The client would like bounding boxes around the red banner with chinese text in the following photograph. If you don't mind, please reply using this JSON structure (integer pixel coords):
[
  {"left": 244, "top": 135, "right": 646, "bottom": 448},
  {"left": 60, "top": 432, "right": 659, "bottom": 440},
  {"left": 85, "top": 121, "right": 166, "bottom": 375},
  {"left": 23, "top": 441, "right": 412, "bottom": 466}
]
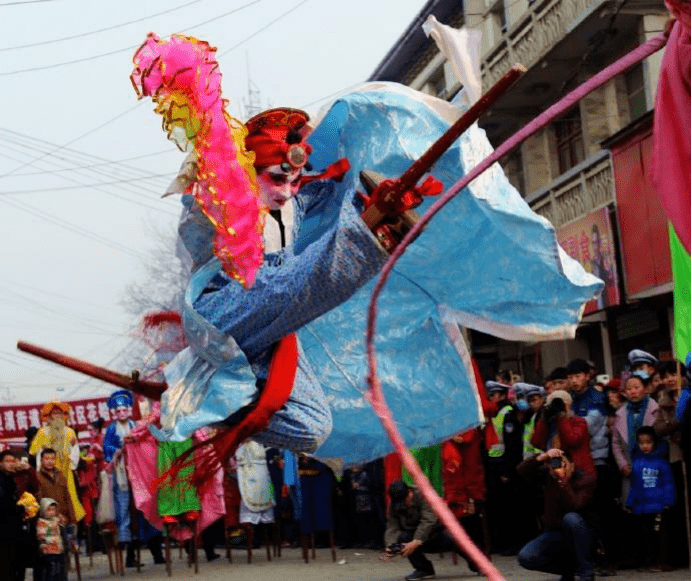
[{"left": 0, "top": 397, "right": 141, "bottom": 439}]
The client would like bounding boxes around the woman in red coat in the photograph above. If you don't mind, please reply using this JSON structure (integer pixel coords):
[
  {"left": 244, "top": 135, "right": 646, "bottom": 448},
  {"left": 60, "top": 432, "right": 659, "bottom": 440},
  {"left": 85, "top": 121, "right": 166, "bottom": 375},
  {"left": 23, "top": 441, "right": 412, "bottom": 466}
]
[
  {"left": 530, "top": 390, "right": 595, "bottom": 478},
  {"left": 441, "top": 429, "right": 489, "bottom": 567}
]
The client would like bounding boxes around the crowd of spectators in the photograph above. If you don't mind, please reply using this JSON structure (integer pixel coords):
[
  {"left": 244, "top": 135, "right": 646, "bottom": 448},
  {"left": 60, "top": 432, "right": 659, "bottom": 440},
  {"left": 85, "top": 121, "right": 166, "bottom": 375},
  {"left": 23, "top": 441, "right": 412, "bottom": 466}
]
[
  {"left": 380, "top": 350, "right": 690, "bottom": 581},
  {"left": 0, "top": 348, "right": 688, "bottom": 581}
]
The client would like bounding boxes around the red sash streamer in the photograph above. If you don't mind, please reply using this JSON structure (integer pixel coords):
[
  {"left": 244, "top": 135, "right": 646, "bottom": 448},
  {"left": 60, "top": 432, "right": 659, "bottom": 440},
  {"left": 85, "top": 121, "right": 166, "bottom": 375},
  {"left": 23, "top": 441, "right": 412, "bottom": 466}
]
[{"left": 155, "top": 333, "right": 299, "bottom": 491}]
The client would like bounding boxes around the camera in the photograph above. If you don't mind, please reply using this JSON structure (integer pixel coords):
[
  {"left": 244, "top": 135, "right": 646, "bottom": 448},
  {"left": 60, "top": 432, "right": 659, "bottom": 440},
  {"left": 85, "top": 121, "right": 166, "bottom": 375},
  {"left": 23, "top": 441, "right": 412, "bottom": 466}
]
[
  {"left": 548, "top": 456, "right": 563, "bottom": 469},
  {"left": 387, "top": 543, "right": 404, "bottom": 555}
]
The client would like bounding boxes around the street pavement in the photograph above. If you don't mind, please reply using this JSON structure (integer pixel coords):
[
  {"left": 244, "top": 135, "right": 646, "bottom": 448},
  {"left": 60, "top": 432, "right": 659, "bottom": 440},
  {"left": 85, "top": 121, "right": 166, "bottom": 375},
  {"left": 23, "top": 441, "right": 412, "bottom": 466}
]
[{"left": 73, "top": 547, "right": 690, "bottom": 580}]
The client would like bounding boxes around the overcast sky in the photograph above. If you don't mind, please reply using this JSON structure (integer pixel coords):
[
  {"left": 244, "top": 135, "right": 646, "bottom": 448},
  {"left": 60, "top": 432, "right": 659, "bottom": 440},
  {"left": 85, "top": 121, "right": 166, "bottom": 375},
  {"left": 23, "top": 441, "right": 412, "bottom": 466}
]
[{"left": 0, "top": 0, "right": 429, "bottom": 405}]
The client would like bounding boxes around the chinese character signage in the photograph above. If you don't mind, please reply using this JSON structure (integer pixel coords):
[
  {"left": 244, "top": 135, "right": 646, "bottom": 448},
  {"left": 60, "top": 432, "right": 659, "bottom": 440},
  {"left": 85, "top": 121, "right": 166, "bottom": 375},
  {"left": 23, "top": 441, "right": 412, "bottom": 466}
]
[
  {"left": 556, "top": 207, "right": 620, "bottom": 315},
  {"left": 0, "top": 397, "right": 141, "bottom": 439}
]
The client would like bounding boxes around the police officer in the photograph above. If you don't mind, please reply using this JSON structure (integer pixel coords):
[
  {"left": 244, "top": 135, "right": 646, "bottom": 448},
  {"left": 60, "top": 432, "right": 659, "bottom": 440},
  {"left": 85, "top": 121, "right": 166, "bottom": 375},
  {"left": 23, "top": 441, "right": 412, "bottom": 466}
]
[
  {"left": 628, "top": 349, "right": 658, "bottom": 378},
  {"left": 513, "top": 383, "right": 545, "bottom": 460},
  {"left": 484, "top": 380, "right": 523, "bottom": 555},
  {"left": 513, "top": 382, "right": 546, "bottom": 545}
]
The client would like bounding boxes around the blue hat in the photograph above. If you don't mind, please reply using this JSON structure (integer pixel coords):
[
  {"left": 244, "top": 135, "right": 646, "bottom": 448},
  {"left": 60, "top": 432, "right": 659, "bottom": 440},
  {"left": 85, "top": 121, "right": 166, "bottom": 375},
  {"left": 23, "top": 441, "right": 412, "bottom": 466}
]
[
  {"left": 485, "top": 380, "right": 510, "bottom": 395},
  {"left": 108, "top": 389, "right": 134, "bottom": 410},
  {"left": 512, "top": 383, "right": 527, "bottom": 399},
  {"left": 628, "top": 349, "right": 658, "bottom": 368},
  {"left": 514, "top": 382, "right": 544, "bottom": 399}
]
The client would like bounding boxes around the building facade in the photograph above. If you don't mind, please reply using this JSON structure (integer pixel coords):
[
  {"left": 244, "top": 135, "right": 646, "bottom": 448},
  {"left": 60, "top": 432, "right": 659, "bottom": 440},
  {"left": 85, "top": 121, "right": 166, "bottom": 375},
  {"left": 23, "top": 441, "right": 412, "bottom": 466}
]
[{"left": 369, "top": 0, "right": 674, "bottom": 382}]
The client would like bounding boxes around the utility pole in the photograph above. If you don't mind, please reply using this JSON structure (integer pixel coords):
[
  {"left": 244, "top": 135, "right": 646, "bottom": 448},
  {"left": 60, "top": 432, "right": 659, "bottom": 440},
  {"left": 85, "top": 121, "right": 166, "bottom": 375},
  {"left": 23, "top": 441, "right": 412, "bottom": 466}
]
[{"left": 242, "top": 51, "right": 262, "bottom": 120}]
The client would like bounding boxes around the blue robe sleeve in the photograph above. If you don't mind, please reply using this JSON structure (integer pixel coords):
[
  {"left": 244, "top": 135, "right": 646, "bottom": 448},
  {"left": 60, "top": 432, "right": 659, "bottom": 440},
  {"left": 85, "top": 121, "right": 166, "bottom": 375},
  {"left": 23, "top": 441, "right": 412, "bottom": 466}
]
[
  {"left": 102, "top": 425, "right": 121, "bottom": 463},
  {"left": 193, "top": 183, "right": 388, "bottom": 359}
]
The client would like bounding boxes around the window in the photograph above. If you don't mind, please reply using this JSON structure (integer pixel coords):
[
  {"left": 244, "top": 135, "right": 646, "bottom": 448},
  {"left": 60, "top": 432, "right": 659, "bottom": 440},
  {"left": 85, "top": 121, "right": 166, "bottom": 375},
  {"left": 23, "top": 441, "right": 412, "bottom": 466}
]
[
  {"left": 625, "top": 64, "right": 647, "bottom": 120},
  {"left": 555, "top": 107, "right": 585, "bottom": 174}
]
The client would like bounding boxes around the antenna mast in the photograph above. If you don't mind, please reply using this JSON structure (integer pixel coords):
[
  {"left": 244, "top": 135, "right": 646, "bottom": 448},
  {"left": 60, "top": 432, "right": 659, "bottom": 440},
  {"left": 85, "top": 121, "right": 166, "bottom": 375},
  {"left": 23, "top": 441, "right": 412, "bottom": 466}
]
[{"left": 243, "top": 51, "right": 262, "bottom": 119}]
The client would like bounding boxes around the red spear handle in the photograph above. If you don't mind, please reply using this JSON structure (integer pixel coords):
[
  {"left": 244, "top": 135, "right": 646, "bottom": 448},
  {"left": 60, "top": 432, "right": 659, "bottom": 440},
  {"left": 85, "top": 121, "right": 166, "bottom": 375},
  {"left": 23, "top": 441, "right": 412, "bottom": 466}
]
[
  {"left": 361, "top": 63, "right": 526, "bottom": 227},
  {"left": 17, "top": 340, "right": 167, "bottom": 401},
  {"left": 399, "top": 63, "right": 526, "bottom": 191}
]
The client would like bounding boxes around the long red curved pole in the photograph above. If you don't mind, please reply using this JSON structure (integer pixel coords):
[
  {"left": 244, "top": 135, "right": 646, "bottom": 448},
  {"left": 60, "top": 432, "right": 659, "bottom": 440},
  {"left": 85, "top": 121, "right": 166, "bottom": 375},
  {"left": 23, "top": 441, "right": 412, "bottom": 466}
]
[{"left": 366, "top": 31, "right": 668, "bottom": 581}]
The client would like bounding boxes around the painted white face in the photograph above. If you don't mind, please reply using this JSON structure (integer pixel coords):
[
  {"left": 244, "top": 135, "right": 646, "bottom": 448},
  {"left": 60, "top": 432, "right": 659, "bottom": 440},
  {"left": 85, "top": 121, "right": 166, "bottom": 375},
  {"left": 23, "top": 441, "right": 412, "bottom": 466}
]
[
  {"left": 257, "top": 164, "right": 301, "bottom": 210},
  {"left": 115, "top": 406, "right": 131, "bottom": 421}
]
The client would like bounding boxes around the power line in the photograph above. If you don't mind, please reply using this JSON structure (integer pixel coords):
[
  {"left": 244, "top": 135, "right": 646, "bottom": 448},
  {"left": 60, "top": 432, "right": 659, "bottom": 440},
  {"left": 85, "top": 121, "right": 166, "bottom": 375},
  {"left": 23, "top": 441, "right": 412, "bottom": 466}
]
[
  {"left": 7, "top": 148, "right": 176, "bottom": 177},
  {"left": 0, "top": 195, "right": 146, "bottom": 259},
  {"left": 181, "top": 0, "right": 261, "bottom": 33},
  {"left": 0, "top": 149, "right": 177, "bottom": 217},
  {"left": 0, "top": 288, "right": 121, "bottom": 336},
  {"left": 559, "top": 0, "right": 633, "bottom": 94},
  {"left": 0, "top": 0, "right": 202, "bottom": 52},
  {"left": 0, "top": 128, "right": 171, "bottom": 185},
  {"left": 0, "top": 129, "right": 173, "bottom": 198},
  {"left": 0, "top": 0, "right": 306, "bottom": 183},
  {"left": 0, "top": 0, "right": 54, "bottom": 5},
  {"left": 0, "top": 0, "right": 261, "bottom": 77},
  {"left": 1, "top": 277, "right": 125, "bottom": 314},
  {"left": 219, "top": 0, "right": 309, "bottom": 56},
  {"left": 300, "top": 81, "right": 363, "bottom": 110},
  {"left": 0, "top": 103, "right": 145, "bottom": 178},
  {"left": 0, "top": 173, "right": 172, "bottom": 195},
  {"left": 0, "top": 44, "right": 137, "bottom": 77},
  {"left": 0, "top": 135, "right": 178, "bottom": 215}
]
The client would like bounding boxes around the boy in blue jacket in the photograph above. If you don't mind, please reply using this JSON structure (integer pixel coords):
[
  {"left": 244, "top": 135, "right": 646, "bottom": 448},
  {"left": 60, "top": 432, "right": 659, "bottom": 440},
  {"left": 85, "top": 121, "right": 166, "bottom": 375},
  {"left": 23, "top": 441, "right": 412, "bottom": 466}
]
[{"left": 626, "top": 426, "right": 676, "bottom": 571}]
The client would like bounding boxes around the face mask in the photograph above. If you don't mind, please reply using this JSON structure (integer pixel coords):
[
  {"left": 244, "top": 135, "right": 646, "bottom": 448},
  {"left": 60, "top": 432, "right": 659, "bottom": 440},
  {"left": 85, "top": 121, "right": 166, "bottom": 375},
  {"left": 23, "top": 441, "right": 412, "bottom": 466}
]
[
  {"left": 632, "top": 369, "right": 650, "bottom": 381},
  {"left": 515, "top": 399, "right": 529, "bottom": 411}
]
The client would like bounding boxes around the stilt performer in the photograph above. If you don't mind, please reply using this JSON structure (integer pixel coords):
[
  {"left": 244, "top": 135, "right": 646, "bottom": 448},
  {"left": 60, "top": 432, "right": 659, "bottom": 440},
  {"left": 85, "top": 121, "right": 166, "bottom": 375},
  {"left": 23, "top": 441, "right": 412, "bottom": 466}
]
[
  {"left": 19, "top": 28, "right": 627, "bottom": 578},
  {"left": 124, "top": 33, "right": 599, "bottom": 475},
  {"left": 20, "top": 32, "right": 602, "bottom": 474}
]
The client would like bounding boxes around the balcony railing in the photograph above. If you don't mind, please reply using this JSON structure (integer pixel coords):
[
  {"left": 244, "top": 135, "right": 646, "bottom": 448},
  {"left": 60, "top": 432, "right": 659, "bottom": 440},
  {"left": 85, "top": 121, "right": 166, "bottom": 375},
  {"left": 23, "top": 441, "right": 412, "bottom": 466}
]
[
  {"left": 481, "top": 0, "right": 605, "bottom": 90},
  {"left": 527, "top": 150, "right": 614, "bottom": 228}
]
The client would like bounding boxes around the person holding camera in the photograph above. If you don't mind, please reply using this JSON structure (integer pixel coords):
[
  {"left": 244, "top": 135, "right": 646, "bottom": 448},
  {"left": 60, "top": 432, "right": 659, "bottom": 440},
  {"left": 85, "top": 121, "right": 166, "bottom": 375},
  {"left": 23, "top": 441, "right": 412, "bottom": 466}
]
[
  {"left": 382, "top": 480, "right": 471, "bottom": 580},
  {"left": 516, "top": 448, "right": 598, "bottom": 581},
  {"left": 530, "top": 390, "right": 595, "bottom": 478}
]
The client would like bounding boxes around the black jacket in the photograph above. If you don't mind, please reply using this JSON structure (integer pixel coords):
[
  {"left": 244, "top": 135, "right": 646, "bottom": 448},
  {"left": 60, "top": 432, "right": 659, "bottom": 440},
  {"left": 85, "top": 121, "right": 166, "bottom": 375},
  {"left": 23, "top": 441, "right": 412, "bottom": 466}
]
[{"left": 0, "top": 469, "right": 23, "bottom": 541}]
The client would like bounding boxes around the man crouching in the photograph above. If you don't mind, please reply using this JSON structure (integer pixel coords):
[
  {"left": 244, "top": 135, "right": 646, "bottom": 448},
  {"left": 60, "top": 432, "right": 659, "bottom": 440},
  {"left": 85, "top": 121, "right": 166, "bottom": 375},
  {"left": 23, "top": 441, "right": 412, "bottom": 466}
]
[
  {"left": 517, "top": 449, "right": 598, "bottom": 581},
  {"left": 382, "top": 480, "right": 476, "bottom": 580}
]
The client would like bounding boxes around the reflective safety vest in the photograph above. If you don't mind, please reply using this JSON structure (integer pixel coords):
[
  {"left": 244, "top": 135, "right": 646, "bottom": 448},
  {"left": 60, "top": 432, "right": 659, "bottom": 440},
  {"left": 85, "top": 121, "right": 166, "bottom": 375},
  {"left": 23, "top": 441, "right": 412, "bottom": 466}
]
[
  {"left": 522, "top": 413, "right": 543, "bottom": 459},
  {"left": 488, "top": 404, "right": 513, "bottom": 458}
]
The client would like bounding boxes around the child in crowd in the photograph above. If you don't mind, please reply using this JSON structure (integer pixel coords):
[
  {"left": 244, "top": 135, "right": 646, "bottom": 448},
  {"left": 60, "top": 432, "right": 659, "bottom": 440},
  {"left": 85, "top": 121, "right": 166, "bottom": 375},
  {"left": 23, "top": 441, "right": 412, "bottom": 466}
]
[
  {"left": 37, "top": 498, "right": 66, "bottom": 581},
  {"left": 626, "top": 426, "right": 676, "bottom": 572}
]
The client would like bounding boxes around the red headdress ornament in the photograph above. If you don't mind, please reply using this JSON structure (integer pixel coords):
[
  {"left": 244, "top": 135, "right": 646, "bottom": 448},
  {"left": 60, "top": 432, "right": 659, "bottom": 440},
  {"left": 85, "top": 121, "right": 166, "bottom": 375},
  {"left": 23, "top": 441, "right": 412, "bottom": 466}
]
[{"left": 245, "top": 107, "right": 313, "bottom": 170}]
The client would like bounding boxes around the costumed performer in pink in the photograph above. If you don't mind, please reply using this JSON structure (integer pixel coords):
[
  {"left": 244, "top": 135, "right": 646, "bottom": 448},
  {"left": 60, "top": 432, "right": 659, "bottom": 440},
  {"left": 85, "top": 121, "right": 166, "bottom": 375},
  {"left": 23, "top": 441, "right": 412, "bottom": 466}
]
[
  {"left": 123, "top": 400, "right": 225, "bottom": 549},
  {"left": 103, "top": 390, "right": 165, "bottom": 566}
]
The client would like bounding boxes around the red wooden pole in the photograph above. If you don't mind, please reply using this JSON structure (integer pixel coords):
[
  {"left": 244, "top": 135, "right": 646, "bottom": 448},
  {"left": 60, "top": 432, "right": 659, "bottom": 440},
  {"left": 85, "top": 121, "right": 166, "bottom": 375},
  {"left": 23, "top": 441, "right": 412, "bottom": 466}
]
[
  {"left": 398, "top": 63, "right": 526, "bottom": 191},
  {"left": 361, "top": 63, "right": 526, "bottom": 228},
  {"left": 16, "top": 340, "right": 167, "bottom": 401}
]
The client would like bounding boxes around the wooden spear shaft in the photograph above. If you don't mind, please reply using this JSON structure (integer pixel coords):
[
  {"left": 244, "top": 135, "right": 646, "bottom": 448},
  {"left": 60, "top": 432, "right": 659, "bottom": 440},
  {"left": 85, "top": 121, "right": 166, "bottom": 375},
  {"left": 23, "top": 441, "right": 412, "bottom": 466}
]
[
  {"left": 361, "top": 63, "right": 526, "bottom": 227},
  {"left": 16, "top": 340, "right": 167, "bottom": 401}
]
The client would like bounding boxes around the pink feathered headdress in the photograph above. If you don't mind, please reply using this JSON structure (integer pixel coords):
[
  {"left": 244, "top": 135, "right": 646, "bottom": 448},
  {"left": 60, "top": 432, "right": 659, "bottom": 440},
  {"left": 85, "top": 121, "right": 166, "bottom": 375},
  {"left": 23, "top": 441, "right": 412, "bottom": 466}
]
[{"left": 131, "top": 34, "right": 265, "bottom": 288}]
